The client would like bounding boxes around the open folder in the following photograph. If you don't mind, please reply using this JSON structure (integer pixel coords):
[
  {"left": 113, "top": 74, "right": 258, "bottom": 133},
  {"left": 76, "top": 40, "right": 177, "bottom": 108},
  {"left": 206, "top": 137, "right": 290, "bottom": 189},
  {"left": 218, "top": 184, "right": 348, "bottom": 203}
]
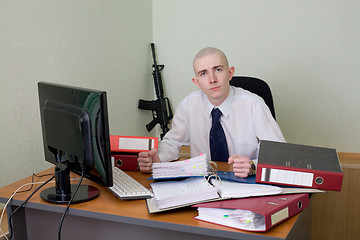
[
  {"left": 193, "top": 193, "right": 309, "bottom": 232},
  {"left": 146, "top": 178, "right": 282, "bottom": 213}
]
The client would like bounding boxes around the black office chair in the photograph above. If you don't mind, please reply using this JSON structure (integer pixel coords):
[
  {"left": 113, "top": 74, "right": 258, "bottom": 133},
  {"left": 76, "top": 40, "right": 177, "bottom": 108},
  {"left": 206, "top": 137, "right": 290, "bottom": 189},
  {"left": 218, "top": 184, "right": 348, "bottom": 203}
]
[{"left": 230, "top": 76, "right": 276, "bottom": 120}]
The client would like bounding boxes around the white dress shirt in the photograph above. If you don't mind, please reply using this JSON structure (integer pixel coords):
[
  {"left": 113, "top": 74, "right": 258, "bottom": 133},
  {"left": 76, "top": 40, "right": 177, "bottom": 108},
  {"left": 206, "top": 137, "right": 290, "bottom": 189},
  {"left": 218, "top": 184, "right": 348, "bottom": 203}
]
[{"left": 158, "top": 86, "right": 286, "bottom": 162}]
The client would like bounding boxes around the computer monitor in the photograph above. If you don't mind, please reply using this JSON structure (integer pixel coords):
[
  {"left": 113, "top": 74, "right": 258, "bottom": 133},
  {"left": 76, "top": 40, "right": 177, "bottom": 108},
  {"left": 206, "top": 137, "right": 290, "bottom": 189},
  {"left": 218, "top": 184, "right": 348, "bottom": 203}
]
[{"left": 38, "top": 82, "right": 113, "bottom": 204}]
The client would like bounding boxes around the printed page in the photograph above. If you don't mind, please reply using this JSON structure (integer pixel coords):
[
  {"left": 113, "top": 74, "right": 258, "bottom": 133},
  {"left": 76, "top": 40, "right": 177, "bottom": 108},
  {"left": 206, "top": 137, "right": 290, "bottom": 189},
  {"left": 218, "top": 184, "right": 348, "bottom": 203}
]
[
  {"left": 210, "top": 179, "right": 282, "bottom": 199},
  {"left": 151, "top": 177, "right": 215, "bottom": 200},
  {"left": 151, "top": 177, "right": 219, "bottom": 209}
]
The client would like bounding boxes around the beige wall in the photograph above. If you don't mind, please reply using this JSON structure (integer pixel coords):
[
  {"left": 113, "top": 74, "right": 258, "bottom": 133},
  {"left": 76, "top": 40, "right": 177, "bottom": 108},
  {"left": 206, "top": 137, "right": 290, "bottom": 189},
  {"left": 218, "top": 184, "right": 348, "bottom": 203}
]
[
  {"left": 153, "top": 0, "right": 360, "bottom": 153},
  {"left": 0, "top": 0, "right": 153, "bottom": 188}
]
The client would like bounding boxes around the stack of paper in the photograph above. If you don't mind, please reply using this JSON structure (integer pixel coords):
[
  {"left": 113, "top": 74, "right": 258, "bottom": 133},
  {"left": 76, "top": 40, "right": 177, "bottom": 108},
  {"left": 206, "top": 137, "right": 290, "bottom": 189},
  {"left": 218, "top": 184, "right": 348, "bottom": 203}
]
[
  {"left": 196, "top": 208, "right": 265, "bottom": 231},
  {"left": 193, "top": 193, "right": 309, "bottom": 232},
  {"left": 150, "top": 177, "right": 219, "bottom": 209},
  {"left": 152, "top": 154, "right": 209, "bottom": 179}
]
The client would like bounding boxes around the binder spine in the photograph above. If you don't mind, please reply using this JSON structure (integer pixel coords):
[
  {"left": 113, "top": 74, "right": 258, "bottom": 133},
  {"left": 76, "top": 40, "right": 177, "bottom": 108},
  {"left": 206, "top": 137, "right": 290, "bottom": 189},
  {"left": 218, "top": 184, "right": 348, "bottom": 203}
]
[
  {"left": 110, "top": 135, "right": 158, "bottom": 153},
  {"left": 265, "top": 194, "right": 309, "bottom": 229},
  {"left": 256, "top": 164, "right": 343, "bottom": 191}
]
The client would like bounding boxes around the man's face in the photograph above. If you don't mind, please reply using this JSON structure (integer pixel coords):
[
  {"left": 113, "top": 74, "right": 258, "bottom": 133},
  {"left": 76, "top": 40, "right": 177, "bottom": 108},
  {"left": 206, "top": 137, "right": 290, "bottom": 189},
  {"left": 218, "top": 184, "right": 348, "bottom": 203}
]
[{"left": 192, "top": 53, "right": 234, "bottom": 106}]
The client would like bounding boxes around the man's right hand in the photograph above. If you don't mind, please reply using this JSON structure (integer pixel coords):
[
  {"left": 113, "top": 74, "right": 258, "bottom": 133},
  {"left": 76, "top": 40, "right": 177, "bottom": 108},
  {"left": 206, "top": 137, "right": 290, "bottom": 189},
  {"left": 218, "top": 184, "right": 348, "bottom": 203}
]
[{"left": 137, "top": 148, "right": 160, "bottom": 173}]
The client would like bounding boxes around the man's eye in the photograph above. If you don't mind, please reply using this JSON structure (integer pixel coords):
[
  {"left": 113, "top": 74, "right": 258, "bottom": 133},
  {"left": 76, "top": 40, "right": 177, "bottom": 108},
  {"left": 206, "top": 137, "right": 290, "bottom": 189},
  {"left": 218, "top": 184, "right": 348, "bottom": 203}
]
[
  {"left": 216, "top": 68, "right": 222, "bottom": 72},
  {"left": 200, "top": 72, "right": 206, "bottom": 76}
]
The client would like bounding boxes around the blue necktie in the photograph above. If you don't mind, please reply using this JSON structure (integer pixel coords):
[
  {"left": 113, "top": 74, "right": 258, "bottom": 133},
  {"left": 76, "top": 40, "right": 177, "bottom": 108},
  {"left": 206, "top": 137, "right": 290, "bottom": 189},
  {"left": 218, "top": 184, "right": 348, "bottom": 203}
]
[{"left": 209, "top": 108, "right": 229, "bottom": 162}]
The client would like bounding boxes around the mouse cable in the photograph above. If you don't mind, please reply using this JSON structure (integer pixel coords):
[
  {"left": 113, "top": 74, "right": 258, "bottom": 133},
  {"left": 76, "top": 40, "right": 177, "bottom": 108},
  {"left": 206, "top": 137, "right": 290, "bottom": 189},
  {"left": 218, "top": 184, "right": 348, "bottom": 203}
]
[
  {"left": 1, "top": 176, "right": 55, "bottom": 240},
  {"left": 1, "top": 174, "right": 82, "bottom": 240},
  {"left": 7, "top": 174, "right": 55, "bottom": 240},
  {"left": 58, "top": 167, "right": 84, "bottom": 240},
  {"left": 16, "top": 172, "right": 55, "bottom": 194}
]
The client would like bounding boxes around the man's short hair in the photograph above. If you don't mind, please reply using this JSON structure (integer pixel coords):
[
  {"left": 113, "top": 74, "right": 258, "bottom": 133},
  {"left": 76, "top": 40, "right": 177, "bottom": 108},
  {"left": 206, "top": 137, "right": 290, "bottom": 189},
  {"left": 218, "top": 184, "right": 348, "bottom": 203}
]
[{"left": 193, "top": 47, "right": 229, "bottom": 72}]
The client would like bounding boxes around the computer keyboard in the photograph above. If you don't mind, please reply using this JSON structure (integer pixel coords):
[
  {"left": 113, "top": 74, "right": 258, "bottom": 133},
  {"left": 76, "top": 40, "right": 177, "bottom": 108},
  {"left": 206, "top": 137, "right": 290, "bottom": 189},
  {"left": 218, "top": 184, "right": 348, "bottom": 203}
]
[{"left": 109, "top": 167, "right": 153, "bottom": 200}]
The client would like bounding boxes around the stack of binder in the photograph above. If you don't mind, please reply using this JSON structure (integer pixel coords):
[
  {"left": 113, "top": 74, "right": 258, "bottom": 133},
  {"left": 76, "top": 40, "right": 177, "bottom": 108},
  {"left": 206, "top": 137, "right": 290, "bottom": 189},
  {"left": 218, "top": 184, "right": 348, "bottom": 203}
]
[
  {"left": 256, "top": 140, "right": 343, "bottom": 191},
  {"left": 148, "top": 141, "right": 339, "bottom": 233},
  {"left": 110, "top": 135, "right": 158, "bottom": 171}
]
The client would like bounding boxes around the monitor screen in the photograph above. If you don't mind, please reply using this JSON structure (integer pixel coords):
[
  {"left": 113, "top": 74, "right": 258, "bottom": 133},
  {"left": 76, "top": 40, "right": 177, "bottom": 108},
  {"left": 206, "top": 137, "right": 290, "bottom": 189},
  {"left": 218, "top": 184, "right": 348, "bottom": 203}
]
[{"left": 38, "top": 82, "right": 113, "bottom": 204}]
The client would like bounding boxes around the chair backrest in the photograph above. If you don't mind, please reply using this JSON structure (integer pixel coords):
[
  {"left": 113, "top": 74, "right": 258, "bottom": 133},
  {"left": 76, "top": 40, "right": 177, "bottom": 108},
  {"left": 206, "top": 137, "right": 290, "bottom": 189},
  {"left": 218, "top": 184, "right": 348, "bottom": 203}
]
[{"left": 230, "top": 76, "right": 276, "bottom": 120}]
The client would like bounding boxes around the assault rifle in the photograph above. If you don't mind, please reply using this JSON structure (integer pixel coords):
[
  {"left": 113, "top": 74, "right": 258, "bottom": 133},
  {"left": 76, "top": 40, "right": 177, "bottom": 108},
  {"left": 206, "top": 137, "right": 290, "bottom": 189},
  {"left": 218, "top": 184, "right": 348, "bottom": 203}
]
[{"left": 138, "top": 43, "right": 173, "bottom": 139}]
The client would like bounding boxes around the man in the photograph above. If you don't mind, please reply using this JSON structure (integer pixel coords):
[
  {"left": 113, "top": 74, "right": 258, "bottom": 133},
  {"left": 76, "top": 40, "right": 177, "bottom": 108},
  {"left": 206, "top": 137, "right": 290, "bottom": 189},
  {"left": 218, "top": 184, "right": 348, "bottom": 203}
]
[{"left": 138, "top": 47, "right": 285, "bottom": 177}]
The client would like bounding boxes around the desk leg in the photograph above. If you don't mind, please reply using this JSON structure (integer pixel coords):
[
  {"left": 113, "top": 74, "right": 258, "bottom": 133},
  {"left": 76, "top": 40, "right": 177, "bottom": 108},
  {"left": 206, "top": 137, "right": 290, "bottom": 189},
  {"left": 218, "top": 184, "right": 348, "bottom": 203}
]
[
  {"left": 7, "top": 205, "right": 28, "bottom": 240},
  {"left": 286, "top": 201, "right": 312, "bottom": 240}
]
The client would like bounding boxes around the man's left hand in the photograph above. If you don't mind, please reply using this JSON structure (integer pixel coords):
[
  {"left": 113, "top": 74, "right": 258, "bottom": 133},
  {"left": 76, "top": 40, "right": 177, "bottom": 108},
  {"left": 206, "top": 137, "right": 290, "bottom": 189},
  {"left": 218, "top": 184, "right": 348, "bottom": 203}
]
[{"left": 228, "top": 155, "right": 252, "bottom": 178}]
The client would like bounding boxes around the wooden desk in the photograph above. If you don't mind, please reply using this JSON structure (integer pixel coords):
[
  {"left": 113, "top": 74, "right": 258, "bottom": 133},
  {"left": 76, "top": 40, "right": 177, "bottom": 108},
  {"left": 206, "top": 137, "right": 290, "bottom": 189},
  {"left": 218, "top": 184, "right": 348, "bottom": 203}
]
[
  {"left": 311, "top": 152, "right": 360, "bottom": 240},
  {"left": 0, "top": 168, "right": 311, "bottom": 240}
]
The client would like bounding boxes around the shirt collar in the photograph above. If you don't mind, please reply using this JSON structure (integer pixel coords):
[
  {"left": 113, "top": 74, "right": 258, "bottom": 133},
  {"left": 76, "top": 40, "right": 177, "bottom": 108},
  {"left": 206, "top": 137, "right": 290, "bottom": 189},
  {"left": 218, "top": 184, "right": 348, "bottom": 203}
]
[{"left": 204, "top": 86, "right": 235, "bottom": 119}]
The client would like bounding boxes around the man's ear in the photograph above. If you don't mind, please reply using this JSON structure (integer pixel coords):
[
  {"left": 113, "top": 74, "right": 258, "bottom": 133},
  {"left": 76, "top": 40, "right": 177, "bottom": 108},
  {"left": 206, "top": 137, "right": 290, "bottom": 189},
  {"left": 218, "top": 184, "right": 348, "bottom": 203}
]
[
  {"left": 192, "top": 77, "right": 200, "bottom": 87},
  {"left": 228, "top": 66, "right": 235, "bottom": 80}
]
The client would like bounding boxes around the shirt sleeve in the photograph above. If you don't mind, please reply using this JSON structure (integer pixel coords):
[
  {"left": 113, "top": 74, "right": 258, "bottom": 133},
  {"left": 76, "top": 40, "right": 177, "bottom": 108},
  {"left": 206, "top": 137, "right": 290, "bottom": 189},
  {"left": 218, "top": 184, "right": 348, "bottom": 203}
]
[
  {"left": 157, "top": 100, "right": 191, "bottom": 162},
  {"left": 253, "top": 102, "right": 286, "bottom": 143}
]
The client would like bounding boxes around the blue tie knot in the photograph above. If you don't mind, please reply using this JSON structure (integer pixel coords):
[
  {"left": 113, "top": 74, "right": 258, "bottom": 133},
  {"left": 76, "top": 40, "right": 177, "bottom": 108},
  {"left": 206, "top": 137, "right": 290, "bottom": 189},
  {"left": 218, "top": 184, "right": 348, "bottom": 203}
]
[{"left": 211, "top": 108, "right": 222, "bottom": 124}]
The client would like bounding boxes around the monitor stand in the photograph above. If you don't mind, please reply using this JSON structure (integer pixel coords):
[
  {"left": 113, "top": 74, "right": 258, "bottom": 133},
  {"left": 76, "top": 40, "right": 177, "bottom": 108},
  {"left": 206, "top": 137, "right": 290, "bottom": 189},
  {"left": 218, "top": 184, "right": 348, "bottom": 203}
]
[{"left": 40, "top": 164, "right": 99, "bottom": 204}]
